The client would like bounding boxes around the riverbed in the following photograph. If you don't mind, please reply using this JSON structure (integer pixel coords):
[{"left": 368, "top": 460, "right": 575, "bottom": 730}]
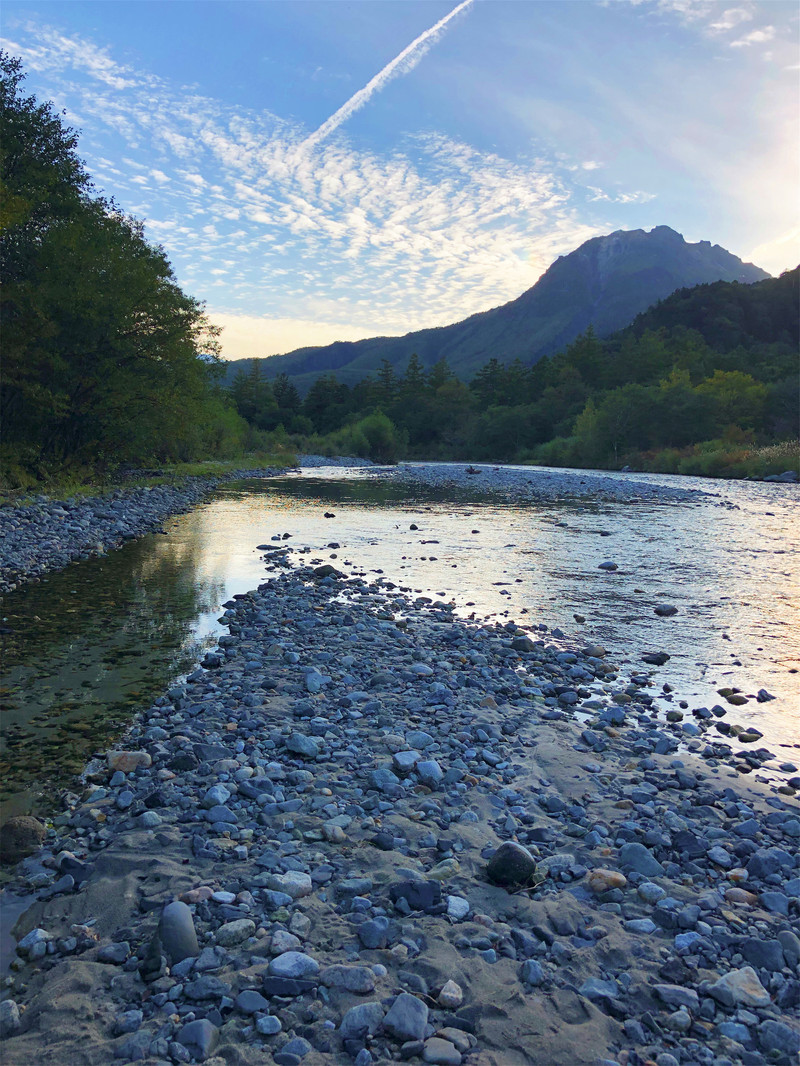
[{"left": 1, "top": 461, "right": 798, "bottom": 826}]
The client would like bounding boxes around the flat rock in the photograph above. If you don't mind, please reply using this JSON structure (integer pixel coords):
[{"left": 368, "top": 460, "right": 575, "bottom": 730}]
[{"left": 708, "top": 966, "right": 771, "bottom": 1008}]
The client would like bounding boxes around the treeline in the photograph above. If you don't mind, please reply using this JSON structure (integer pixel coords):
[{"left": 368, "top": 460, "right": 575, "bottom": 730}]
[
  {"left": 1, "top": 54, "right": 259, "bottom": 488},
  {"left": 229, "top": 268, "right": 798, "bottom": 475}
]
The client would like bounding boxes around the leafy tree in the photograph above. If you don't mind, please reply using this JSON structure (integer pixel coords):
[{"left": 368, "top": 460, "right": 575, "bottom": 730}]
[{"left": 1, "top": 52, "right": 227, "bottom": 475}]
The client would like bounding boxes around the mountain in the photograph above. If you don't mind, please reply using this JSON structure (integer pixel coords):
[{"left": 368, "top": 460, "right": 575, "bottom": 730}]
[{"left": 228, "top": 226, "right": 769, "bottom": 389}]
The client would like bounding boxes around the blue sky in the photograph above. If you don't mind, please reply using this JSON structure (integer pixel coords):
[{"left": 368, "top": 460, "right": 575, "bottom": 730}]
[{"left": 2, "top": 1, "right": 798, "bottom": 360}]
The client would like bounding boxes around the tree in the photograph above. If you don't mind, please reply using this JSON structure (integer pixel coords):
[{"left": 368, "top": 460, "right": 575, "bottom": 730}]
[{"left": 1, "top": 52, "right": 225, "bottom": 473}]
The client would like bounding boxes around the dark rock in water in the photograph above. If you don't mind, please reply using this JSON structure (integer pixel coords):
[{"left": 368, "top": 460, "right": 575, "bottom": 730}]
[
  {"left": 389, "top": 880, "right": 441, "bottom": 913},
  {"left": 176, "top": 1018, "right": 219, "bottom": 1061},
  {"left": 158, "top": 901, "right": 199, "bottom": 964},
  {"left": 486, "top": 841, "right": 537, "bottom": 887},
  {"left": 653, "top": 604, "right": 679, "bottom": 617},
  {"left": 642, "top": 651, "right": 670, "bottom": 666},
  {"left": 0, "top": 815, "right": 46, "bottom": 864},
  {"left": 313, "top": 564, "right": 341, "bottom": 579}
]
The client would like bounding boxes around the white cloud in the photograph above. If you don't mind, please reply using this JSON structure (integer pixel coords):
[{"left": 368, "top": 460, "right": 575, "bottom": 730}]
[{"left": 730, "top": 26, "right": 776, "bottom": 48}]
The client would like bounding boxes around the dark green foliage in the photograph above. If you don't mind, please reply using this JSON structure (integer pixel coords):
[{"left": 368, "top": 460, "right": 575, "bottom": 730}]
[
  {"left": 229, "top": 268, "right": 797, "bottom": 476},
  {"left": 1, "top": 53, "right": 244, "bottom": 481}
]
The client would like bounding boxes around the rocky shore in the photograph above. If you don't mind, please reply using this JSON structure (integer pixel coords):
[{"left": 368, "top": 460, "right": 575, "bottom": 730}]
[
  {"left": 0, "top": 467, "right": 294, "bottom": 596},
  {"left": 1, "top": 545, "right": 798, "bottom": 1066},
  {"left": 0, "top": 457, "right": 380, "bottom": 596}
]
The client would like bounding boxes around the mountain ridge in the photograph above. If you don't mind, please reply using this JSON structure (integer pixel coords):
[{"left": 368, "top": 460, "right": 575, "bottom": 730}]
[{"left": 226, "top": 226, "right": 769, "bottom": 388}]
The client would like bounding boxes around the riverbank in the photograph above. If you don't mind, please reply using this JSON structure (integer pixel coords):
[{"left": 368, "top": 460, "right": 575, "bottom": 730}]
[
  {"left": 1, "top": 550, "right": 798, "bottom": 1065},
  {"left": 0, "top": 456, "right": 381, "bottom": 596}
]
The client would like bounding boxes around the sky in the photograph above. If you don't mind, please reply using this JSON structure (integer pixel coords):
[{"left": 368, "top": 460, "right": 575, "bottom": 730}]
[{"left": 2, "top": 1, "right": 798, "bottom": 361}]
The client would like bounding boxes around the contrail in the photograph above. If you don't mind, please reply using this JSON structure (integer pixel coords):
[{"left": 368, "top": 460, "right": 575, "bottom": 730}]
[{"left": 301, "top": 0, "right": 475, "bottom": 149}]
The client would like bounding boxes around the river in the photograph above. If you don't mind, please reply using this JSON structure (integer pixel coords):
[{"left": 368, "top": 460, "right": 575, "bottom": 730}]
[{"left": 1, "top": 462, "right": 798, "bottom": 828}]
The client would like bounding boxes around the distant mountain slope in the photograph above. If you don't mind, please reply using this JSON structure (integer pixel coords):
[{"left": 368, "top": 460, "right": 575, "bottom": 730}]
[
  {"left": 622, "top": 265, "right": 798, "bottom": 352},
  {"left": 225, "top": 226, "right": 769, "bottom": 389}
]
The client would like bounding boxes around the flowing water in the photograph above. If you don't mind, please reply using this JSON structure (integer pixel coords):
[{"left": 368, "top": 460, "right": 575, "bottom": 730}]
[{"left": 1, "top": 463, "right": 798, "bottom": 828}]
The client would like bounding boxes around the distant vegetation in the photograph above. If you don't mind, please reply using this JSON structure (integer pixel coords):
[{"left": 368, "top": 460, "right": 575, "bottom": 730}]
[
  {"left": 2, "top": 53, "right": 796, "bottom": 487},
  {"left": 0, "top": 54, "right": 281, "bottom": 490},
  {"left": 228, "top": 269, "right": 799, "bottom": 477}
]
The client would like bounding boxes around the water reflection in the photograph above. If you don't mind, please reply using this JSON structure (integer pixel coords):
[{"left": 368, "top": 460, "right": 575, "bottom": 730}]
[
  {"left": 1, "top": 465, "right": 797, "bottom": 825},
  {"left": 0, "top": 533, "right": 223, "bottom": 821}
]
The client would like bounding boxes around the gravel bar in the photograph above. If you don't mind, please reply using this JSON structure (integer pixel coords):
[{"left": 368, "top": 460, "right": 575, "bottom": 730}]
[{"left": 1, "top": 546, "right": 797, "bottom": 1066}]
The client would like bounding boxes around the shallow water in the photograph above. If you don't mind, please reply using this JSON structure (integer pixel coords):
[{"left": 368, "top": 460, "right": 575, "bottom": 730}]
[{"left": 1, "top": 463, "right": 798, "bottom": 824}]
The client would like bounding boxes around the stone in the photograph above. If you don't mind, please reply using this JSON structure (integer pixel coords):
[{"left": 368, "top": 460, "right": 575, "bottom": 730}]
[
  {"left": 446, "top": 896, "right": 470, "bottom": 920},
  {"left": 707, "top": 846, "right": 732, "bottom": 868},
  {"left": 739, "top": 937, "right": 785, "bottom": 972},
  {"left": 263, "top": 871, "right": 313, "bottom": 899},
  {"left": 269, "top": 951, "right": 319, "bottom": 979},
  {"left": 340, "top": 1002, "right": 386, "bottom": 1040},
  {"left": 417, "top": 759, "right": 444, "bottom": 788},
  {"left": 486, "top": 841, "right": 537, "bottom": 887},
  {"left": 255, "top": 1015, "right": 282, "bottom": 1035},
  {"left": 587, "top": 868, "right": 627, "bottom": 894},
  {"left": 758, "top": 1019, "right": 800, "bottom": 1056},
  {"left": 707, "top": 966, "right": 771, "bottom": 1008},
  {"left": 778, "top": 929, "right": 800, "bottom": 968},
  {"left": 580, "top": 978, "right": 619, "bottom": 1003},
  {"left": 358, "top": 917, "right": 390, "bottom": 949},
  {"left": 389, "top": 880, "right": 441, "bottom": 912},
  {"left": 16, "top": 927, "right": 53, "bottom": 959},
  {"left": 235, "top": 989, "right": 270, "bottom": 1014},
  {"left": 158, "top": 901, "right": 199, "bottom": 964},
  {"left": 98, "top": 941, "right": 129, "bottom": 964},
  {"left": 521, "top": 960, "right": 545, "bottom": 986},
  {"left": 0, "top": 816, "right": 47, "bottom": 864},
  {"left": 437, "top": 980, "right": 463, "bottom": 1009},
  {"left": 638, "top": 882, "right": 666, "bottom": 904},
  {"left": 422, "top": 1038, "right": 462, "bottom": 1065},
  {"left": 320, "top": 965, "right": 375, "bottom": 994},
  {"left": 382, "top": 992, "right": 429, "bottom": 1042},
  {"left": 286, "top": 733, "right": 320, "bottom": 759},
  {"left": 0, "top": 999, "right": 21, "bottom": 1037},
  {"left": 107, "top": 751, "right": 151, "bottom": 772},
  {"left": 215, "top": 918, "right": 256, "bottom": 947},
  {"left": 176, "top": 1019, "right": 219, "bottom": 1061},
  {"left": 618, "top": 842, "right": 664, "bottom": 876},
  {"left": 654, "top": 984, "right": 699, "bottom": 1012}
]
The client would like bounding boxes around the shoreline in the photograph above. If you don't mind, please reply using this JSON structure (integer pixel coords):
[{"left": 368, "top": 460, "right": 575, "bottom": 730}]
[
  {"left": 3, "top": 456, "right": 796, "bottom": 599},
  {"left": 1, "top": 551, "right": 797, "bottom": 1065}
]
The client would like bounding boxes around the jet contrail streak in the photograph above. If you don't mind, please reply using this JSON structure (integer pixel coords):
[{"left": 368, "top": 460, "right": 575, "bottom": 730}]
[{"left": 301, "top": 0, "right": 475, "bottom": 149}]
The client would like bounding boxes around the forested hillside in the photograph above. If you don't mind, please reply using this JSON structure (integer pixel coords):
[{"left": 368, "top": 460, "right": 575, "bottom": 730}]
[
  {"left": 224, "top": 225, "right": 768, "bottom": 390},
  {"left": 0, "top": 54, "right": 255, "bottom": 487},
  {"left": 227, "top": 270, "right": 799, "bottom": 476}
]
